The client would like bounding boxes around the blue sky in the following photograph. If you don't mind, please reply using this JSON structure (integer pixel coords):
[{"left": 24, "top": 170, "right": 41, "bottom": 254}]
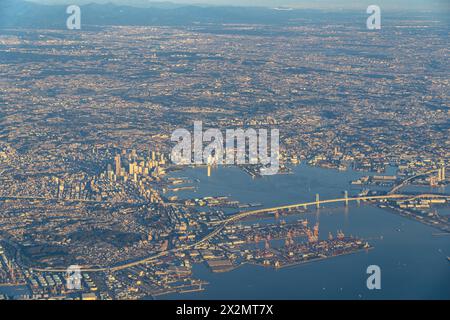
[{"left": 27, "top": 0, "right": 449, "bottom": 11}]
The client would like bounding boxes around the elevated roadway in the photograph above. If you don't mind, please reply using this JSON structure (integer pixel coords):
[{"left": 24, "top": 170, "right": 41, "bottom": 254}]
[{"left": 30, "top": 193, "right": 448, "bottom": 273}]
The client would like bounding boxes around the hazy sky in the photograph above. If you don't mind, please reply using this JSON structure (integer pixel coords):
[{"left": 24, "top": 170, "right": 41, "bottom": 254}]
[{"left": 27, "top": 0, "right": 449, "bottom": 11}]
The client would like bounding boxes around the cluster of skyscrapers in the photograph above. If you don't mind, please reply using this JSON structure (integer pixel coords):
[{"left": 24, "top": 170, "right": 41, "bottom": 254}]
[
  {"left": 106, "top": 150, "right": 167, "bottom": 183},
  {"left": 430, "top": 164, "right": 446, "bottom": 187}
]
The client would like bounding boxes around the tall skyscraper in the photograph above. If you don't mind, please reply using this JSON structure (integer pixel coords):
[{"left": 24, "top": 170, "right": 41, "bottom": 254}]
[
  {"left": 129, "top": 163, "right": 135, "bottom": 175},
  {"left": 115, "top": 155, "right": 121, "bottom": 176}
]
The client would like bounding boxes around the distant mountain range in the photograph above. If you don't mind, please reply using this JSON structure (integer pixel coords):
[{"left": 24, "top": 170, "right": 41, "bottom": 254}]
[{"left": 0, "top": 0, "right": 447, "bottom": 29}]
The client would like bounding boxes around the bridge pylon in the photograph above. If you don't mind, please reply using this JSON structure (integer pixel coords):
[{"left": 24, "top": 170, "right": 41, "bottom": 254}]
[
  {"left": 315, "top": 193, "right": 320, "bottom": 209},
  {"left": 344, "top": 190, "right": 348, "bottom": 206}
]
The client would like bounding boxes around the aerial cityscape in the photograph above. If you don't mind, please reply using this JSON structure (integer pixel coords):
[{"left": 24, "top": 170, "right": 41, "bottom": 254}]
[{"left": 0, "top": 0, "right": 449, "bottom": 301}]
